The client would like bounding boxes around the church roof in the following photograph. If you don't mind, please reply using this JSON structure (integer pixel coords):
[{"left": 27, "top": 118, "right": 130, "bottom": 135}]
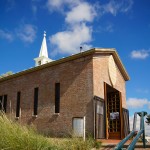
[{"left": 0, "top": 48, "right": 130, "bottom": 82}]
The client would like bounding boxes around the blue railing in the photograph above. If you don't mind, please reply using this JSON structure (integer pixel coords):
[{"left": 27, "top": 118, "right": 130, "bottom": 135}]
[{"left": 114, "top": 111, "right": 147, "bottom": 150}]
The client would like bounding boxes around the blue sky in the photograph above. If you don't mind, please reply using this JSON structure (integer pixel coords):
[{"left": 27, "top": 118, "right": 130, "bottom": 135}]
[{"left": 0, "top": 0, "right": 150, "bottom": 134}]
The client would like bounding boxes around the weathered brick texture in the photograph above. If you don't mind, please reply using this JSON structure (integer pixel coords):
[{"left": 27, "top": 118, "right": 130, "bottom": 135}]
[
  {"left": 0, "top": 49, "right": 129, "bottom": 137},
  {"left": 0, "top": 55, "right": 94, "bottom": 136}
]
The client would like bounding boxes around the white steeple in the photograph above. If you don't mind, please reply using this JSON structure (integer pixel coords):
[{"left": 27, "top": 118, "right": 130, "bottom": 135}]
[
  {"left": 39, "top": 31, "right": 48, "bottom": 58},
  {"left": 34, "top": 31, "right": 52, "bottom": 66}
]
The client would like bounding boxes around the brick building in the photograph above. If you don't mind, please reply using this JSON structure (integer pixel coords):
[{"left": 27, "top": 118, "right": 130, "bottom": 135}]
[{"left": 0, "top": 33, "right": 130, "bottom": 139}]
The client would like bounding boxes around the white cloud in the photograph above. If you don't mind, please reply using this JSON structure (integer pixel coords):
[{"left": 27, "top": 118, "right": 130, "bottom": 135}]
[
  {"left": 50, "top": 23, "right": 92, "bottom": 55},
  {"left": 131, "top": 49, "right": 149, "bottom": 59},
  {"left": 46, "top": 0, "right": 63, "bottom": 10},
  {"left": 65, "top": 2, "right": 96, "bottom": 24},
  {"left": 127, "top": 98, "right": 150, "bottom": 109},
  {"left": 46, "top": 0, "right": 80, "bottom": 12},
  {"left": 101, "top": 0, "right": 133, "bottom": 16},
  {"left": 48, "top": 0, "right": 96, "bottom": 55},
  {"left": 46, "top": 0, "right": 64, "bottom": 10},
  {"left": 47, "top": 0, "right": 133, "bottom": 56},
  {"left": 16, "top": 24, "right": 37, "bottom": 43},
  {"left": 0, "top": 29, "right": 14, "bottom": 41}
]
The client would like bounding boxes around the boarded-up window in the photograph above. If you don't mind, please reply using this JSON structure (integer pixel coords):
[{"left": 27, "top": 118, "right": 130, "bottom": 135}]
[
  {"left": 34, "top": 87, "right": 39, "bottom": 116},
  {"left": 55, "top": 83, "right": 60, "bottom": 113},
  {"left": 16, "top": 92, "right": 21, "bottom": 117},
  {"left": 73, "top": 118, "right": 84, "bottom": 137}
]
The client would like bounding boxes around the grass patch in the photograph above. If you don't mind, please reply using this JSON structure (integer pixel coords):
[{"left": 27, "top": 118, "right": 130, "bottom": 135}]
[
  {"left": 50, "top": 137, "right": 100, "bottom": 150},
  {"left": 0, "top": 113, "right": 57, "bottom": 150},
  {"left": 0, "top": 112, "right": 101, "bottom": 150}
]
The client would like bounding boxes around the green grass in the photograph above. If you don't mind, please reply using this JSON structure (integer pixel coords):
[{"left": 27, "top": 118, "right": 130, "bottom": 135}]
[
  {"left": 0, "top": 112, "right": 101, "bottom": 150},
  {"left": 0, "top": 113, "right": 56, "bottom": 150}
]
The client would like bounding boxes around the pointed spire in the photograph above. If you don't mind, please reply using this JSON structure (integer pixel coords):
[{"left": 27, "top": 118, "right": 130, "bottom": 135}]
[
  {"left": 39, "top": 31, "right": 48, "bottom": 58},
  {"left": 34, "top": 31, "right": 53, "bottom": 67}
]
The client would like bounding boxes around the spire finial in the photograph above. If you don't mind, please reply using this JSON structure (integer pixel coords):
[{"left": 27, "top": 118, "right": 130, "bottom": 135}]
[{"left": 44, "top": 31, "right": 46, "bottom": 37}]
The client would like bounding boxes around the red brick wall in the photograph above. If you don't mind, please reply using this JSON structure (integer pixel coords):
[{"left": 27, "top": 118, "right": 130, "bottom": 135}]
[
  {"left": 0, "top": 55, "right": 94, "bottom": 136},
  {"left": 0, "top": 53, "right": 128, "bottom": 137}
]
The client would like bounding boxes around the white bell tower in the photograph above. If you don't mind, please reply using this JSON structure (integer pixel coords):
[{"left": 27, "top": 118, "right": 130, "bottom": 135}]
[{"left": 34, "top": 31, "right": 52, "bottom": 66}]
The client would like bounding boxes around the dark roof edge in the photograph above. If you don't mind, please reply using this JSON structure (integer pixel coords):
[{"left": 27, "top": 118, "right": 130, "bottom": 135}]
[{"left": 0, "top": 48, "right": 130, "bottom": 82}]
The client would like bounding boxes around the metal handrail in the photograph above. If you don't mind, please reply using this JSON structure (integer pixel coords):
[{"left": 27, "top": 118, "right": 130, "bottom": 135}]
[
  {"left": 114, "top": 131, "right": 136, "bottom": 150},
  {"left": 127, "top": 111, "right": 147, "bottom": 150},
  {"left": 127, "top": 129, "right": 143, "bottom": 150},
  {"left": 114, "top": 111, "right": 147, "bottom": 150}
]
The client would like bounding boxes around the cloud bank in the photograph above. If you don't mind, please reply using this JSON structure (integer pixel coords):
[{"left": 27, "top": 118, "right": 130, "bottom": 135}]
[
  {"left": 47, "top": 0, "right": 133, "bottom": 56},
  {"left": 50, "top": 23, "right": 92, "bottom": 55},
  {"left": 47, "top": 0, "right": 96, "bottom": 55}
]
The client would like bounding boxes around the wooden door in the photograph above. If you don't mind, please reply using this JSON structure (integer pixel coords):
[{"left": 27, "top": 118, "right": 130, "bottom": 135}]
[{"left": 107, "top": 92, "right": 121, "bottom": 139}]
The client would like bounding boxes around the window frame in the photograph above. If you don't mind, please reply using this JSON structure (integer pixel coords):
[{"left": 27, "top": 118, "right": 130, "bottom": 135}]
[{"left": 55, "top": 83, "right": 60, "bottom": 114}]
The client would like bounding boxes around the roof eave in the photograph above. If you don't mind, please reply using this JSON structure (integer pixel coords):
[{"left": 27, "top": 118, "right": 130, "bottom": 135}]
[{"left": 0, "top": 48, "right": 130, "bottom": 82}]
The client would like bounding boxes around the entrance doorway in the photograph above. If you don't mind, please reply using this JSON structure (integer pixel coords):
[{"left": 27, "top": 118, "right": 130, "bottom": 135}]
[{"left": 105, "top": 83, "right": 123, "bottom": 139}]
